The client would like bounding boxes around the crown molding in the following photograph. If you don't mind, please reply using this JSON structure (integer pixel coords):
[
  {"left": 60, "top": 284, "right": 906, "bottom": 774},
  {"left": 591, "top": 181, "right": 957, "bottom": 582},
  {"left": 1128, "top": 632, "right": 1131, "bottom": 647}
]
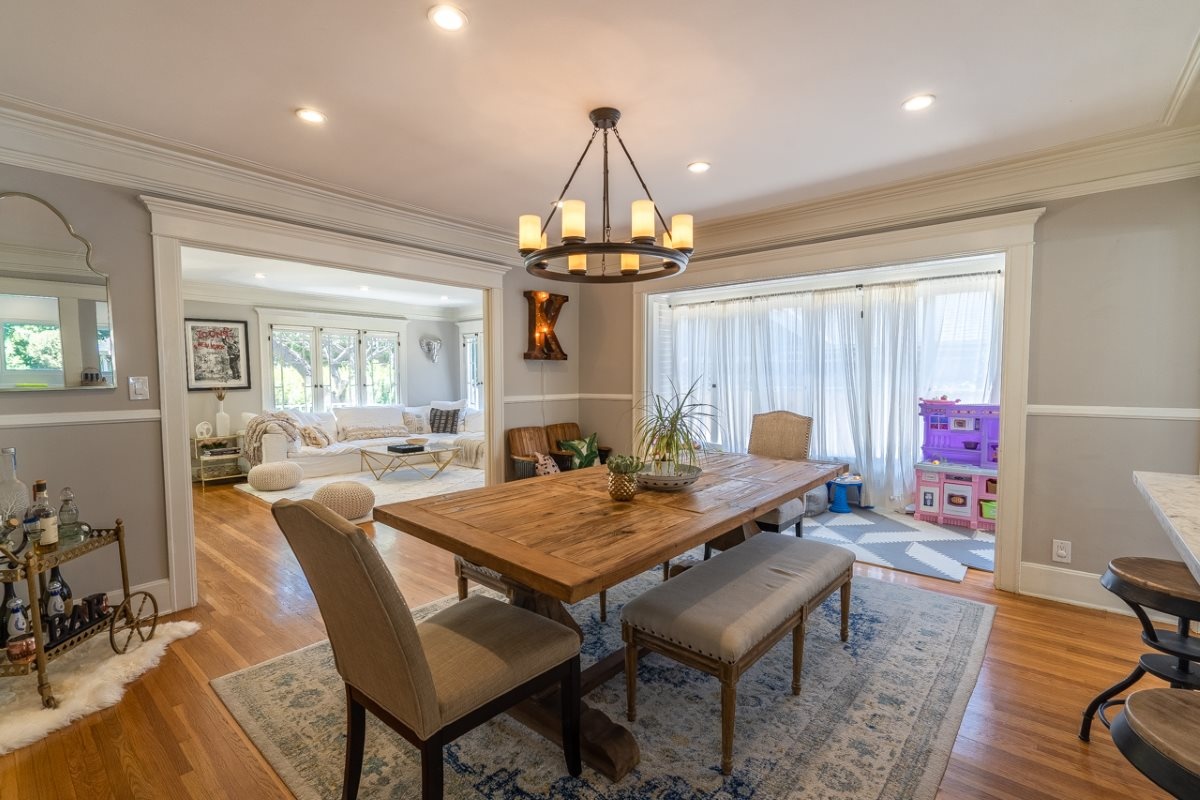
[
  {"left": 180, "top": 280, "right": 467, "bottom": 322},
  {"left": 0, "top": 94, "right": 514, "bottom": 265},
  {"left": 695, "top": 124, "right": 1200, "bottom": 259},
  {"left": 1163, "top": 30, "right": 1200, "bottom": 125},
  {"left": 1, "top": 94, "right": 1197, "bottom": 267}
]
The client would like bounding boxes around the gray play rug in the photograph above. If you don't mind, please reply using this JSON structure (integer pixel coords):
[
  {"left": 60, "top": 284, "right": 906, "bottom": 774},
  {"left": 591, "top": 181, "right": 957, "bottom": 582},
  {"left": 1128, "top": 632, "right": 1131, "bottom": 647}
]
[
  {"left": 805, "top": 509, "right": 995, "bottom": 582},
  {"left": 212, "top": 570, "right": 993, "bottom": 799}
]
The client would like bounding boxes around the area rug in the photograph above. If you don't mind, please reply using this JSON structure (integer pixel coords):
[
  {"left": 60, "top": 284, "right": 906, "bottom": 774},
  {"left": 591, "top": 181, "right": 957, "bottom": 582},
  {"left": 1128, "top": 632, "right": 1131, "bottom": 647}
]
[
  {"left": 234, "top": 464, "right": 484, "bottom": 521},
  {"left": 805, "top": 509, "right": 995, "bottom": 583},
  {"left": 212, "top": 571, "right": 993, "bottom": 799},
  {"left": 0, "top": 620, "right": 199, "bottom": 755}
]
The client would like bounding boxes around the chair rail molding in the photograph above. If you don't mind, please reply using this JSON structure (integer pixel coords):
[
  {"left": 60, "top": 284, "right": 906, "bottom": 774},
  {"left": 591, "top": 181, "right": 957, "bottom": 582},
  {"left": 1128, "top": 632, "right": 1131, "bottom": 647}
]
[
  {"left": 0, "top": 409, "right": 162, "bottom": 429},
  {"left": 631, "top": 208, "right": 1045, "bottom": 594},
  {"left": 1027, "top": 405, "right": 1200, "bottom": 421},
  {"left": 146, "top": 197, "right": 508, "bottom": 612}
]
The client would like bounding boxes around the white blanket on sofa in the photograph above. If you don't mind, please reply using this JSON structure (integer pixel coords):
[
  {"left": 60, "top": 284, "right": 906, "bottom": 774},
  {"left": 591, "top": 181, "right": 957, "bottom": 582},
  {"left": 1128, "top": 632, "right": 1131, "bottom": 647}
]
[{"left": 244, "top": 412, "right": 301, "bottom": 466}]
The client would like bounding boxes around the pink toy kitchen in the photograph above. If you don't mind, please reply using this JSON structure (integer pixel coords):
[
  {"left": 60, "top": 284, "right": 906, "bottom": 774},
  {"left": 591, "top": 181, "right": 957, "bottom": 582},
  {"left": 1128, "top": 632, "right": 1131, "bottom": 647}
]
[{"left": 914, "top": 399, "right": 999, "bottom": 531}]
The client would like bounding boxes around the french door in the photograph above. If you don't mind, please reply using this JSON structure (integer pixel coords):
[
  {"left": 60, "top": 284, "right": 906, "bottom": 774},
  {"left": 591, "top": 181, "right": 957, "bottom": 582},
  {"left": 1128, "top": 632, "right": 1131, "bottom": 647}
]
[{"left": 270, "top": 324, "right": 399, "bottom": 412}]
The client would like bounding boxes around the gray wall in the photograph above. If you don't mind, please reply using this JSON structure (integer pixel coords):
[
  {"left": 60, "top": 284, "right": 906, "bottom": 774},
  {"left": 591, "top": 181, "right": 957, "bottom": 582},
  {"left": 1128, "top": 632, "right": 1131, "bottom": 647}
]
[
  {"left": 500, "top": 268, "right": 581, "bottom": 478},
  {"left": 0, "top": 163, "right": 167, "bottom": 598},
  {"left": 1022, "top": 177, "right": 1200, "bottom": 574},
  {"left": 579, "top": 283, "right": 635, "bottom": 455},
  {"left": 405, "top": 319, "right": 460, "bottom": 405}
]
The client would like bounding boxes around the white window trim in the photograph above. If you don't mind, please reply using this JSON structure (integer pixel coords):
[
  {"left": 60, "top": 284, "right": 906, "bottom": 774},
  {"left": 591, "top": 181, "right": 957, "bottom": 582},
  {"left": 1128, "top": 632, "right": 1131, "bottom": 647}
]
[
  {"left": 632, "top": 208, "right": 1044, "bottom": 594},
  {"left": 256, "top": 307, "right": 409, "bottom": 411},
  {"left": 456, "top": 318, "right": 483, "bottom": 407}
]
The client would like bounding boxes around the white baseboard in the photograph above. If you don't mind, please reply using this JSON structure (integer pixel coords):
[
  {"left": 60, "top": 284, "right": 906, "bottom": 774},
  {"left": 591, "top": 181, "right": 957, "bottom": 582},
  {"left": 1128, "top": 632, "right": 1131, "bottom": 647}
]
[
  {"left": 107, "top": 578, "right": 174, "bottom": 616},
  {"left": 1019, "top": 562, "right": 1171, "bottom": 623}
]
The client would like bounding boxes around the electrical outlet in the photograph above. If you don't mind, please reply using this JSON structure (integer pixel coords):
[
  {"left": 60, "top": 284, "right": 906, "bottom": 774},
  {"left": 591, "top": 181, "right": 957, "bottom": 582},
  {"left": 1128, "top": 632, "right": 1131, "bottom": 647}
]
[{"left": 1052, "top": 539, "right": 1072, "bottom": 563}]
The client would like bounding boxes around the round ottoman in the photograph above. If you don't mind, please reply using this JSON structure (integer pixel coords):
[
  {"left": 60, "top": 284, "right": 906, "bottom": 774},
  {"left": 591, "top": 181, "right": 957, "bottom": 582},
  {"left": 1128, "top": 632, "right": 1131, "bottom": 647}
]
[
  {"left": 312, "top": 481, "right": 376, "bottom": 521},
  {"left": 247, "top": 462, "right": 303, "bottom": 491}
]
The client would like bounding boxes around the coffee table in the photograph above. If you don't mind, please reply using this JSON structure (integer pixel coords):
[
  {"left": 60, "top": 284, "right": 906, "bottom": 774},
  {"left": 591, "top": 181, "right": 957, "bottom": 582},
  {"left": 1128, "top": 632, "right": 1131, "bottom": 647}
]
[{"left": 358, "top": 444, "right": 461, "bottom": 480}]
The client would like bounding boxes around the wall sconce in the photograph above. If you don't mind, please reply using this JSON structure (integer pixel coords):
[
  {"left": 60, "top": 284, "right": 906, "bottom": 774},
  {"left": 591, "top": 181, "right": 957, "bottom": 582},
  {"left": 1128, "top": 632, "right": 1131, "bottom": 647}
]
[{"left": 523, "top": 290, "right": 567, "bottom": 360}]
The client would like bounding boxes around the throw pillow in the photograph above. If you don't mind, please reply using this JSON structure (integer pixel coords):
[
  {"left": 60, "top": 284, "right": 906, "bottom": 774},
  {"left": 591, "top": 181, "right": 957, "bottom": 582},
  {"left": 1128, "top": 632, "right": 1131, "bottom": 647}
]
[
  {"left": 299, "top": 425, "right": 332, "bottom": 448},
  {"left": 429, "top": 407, "right": 461, "bottom": 434},
  {"left": 337, "top": 425, "right": 410, "bottom": 441},
  {"left": 403, "top": 410, "right": 429, "bottom": 434},
  {"left": 533, "top": 452, "right": 560, "bottom": 476},
  {"left": 558, "top": 433, "right": 599, "bottom": 469}
]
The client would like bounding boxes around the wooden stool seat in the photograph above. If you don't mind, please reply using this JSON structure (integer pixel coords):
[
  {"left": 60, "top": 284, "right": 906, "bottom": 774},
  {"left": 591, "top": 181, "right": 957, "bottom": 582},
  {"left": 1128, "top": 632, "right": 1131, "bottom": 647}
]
[
  {"left": 1112, "top": 689, "right": 1200, "bottom": 798},
  {"left": 1080, "top": 556, "right": 1200, "bottom": 742},
  {"left": 1107, "top": 557, "right": 1200, "bottom": 608}
]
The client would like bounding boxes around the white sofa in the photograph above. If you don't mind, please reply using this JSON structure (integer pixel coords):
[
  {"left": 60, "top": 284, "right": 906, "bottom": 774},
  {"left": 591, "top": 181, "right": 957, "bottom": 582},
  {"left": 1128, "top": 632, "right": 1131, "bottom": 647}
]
[{"left": 257, "top": 402, "right": 485, "bottom": 479}]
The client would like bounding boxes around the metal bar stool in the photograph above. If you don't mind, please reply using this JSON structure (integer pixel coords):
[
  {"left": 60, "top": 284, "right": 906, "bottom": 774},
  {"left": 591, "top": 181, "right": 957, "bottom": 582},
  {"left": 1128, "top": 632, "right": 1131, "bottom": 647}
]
[
  {"left": 1110, "top": 689, "right": 1200, "bottom": 798},
  {"left": 1079, "top": 557, "right": 1200, "bottom": 742}
]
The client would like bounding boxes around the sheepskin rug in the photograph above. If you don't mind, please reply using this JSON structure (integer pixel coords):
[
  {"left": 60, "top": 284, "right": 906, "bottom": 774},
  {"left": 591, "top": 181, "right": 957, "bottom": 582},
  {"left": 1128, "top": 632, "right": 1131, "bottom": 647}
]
[{"left": 0, "top": 620, "right": 199, "bottom": 755}]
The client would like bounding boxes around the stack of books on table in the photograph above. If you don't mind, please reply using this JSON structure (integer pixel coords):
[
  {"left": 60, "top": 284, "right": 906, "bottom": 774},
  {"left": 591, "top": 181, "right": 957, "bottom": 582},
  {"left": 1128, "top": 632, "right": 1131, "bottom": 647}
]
[{"left": 203, "top": 447, "right": 240, "bottom": 456}]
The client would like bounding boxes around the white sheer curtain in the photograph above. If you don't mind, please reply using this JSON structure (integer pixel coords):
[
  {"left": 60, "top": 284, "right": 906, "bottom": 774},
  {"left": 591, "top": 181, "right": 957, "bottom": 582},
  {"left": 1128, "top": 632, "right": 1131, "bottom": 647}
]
[{"left": 654, "top": 270, "right": 1003, "bottom": 507}]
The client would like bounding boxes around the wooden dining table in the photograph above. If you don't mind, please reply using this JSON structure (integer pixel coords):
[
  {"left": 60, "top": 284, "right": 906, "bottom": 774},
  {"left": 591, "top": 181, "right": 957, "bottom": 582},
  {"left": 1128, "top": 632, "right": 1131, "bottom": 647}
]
[{"left": 374, "top": 452, "right": 846, "bottom": 780}]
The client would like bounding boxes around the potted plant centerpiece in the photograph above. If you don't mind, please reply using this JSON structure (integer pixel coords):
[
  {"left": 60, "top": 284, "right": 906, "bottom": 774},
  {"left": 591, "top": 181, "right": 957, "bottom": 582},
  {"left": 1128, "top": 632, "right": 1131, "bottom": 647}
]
[
  {"left": 606, "top": 454, "right": 645, "bottom": 501},
  {"left": 633, "top": 378, "right": 716, "bottom": 491}
]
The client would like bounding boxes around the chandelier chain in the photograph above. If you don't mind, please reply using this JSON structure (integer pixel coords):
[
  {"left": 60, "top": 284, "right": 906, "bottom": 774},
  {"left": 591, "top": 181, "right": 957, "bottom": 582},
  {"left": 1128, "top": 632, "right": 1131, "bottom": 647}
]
[
  {"left": 541, "top": 127, "right": 600, "bottom": 236},
  {"left": 611, "top": 126, "right": 674, "bottom": 234}
]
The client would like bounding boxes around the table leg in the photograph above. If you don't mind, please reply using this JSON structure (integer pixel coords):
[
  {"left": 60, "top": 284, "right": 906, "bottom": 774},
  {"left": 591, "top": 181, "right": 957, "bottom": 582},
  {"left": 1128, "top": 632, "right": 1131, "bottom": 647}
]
[{"left": 509, "top": 585, "right": 640, "bottom": 781}]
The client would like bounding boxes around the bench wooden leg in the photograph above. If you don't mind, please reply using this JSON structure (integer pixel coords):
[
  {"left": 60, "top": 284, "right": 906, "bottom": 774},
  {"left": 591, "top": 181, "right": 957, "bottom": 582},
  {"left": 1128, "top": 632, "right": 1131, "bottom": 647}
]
[
  {"left": 840, "top": 579, "right": 851, "bottom": 642},
  {"left": 624, "top": 641, "right": 638, "bottom": 722},
  {"left": 792, "top": 619, "right": 805, "bottom": 695},
  {"left": 720, "top": 678, "right": 736, "bottom": 775},
  {"left": 456, "top": 575, "right": 468, "bottom": 601},
  {"left": 599, "top": 590, "right": 607, "bottom": 622}
]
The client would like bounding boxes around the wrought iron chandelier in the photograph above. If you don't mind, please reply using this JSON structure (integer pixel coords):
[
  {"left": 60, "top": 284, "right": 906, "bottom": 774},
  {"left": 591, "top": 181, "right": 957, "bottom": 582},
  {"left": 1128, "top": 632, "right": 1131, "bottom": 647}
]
[{"left": 517, "top": 107, "right": 693, "bottom": 283}]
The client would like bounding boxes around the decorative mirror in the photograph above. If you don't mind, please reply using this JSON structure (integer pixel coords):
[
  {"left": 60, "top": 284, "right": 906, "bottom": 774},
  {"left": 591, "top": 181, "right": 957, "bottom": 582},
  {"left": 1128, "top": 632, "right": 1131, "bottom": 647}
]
[{"left": 0, "top": 193, "right": 115, "bottom": 391}]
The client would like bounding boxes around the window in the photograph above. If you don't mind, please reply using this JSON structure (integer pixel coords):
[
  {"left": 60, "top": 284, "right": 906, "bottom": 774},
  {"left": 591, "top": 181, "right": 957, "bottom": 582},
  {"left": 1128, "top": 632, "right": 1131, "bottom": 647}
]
[
  {"left": 648, "top": 268, "right": 1003, "bottom": 504},
  {"left": 269, "top": 324, "right": 400, "bottom": 412},
  {"left": 462, "top": 332, "right": 482, "bottom": 408}
]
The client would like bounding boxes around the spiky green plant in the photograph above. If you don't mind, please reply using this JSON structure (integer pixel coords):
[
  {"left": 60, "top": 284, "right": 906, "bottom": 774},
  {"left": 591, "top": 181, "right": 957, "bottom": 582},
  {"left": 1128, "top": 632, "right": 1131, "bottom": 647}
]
[
  {"left": 606, "top": 454, "right": 645, "bottom": 475},
  {"left": 634, "top": 378, "right": 717, "bottom": 473}
]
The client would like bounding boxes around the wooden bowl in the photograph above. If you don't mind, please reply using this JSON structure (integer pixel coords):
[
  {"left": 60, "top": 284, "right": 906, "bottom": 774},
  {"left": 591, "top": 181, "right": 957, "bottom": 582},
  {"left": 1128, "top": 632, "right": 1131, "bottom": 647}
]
[{"left": 406, "top": 437, "right": 429, "bottom": 446}]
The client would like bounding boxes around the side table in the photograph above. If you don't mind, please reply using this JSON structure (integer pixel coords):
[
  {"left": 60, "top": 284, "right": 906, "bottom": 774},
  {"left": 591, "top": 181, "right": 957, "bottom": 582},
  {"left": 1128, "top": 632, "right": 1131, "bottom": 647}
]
[{"left": 827, "top": 475, "right": 870, "bottom": 513}]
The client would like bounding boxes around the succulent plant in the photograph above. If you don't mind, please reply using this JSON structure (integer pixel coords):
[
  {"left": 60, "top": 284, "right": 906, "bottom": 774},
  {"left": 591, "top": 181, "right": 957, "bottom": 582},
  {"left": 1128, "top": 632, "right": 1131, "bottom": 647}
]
[{"left": 606, "top": 454, "right": 645, "bottom": 475}]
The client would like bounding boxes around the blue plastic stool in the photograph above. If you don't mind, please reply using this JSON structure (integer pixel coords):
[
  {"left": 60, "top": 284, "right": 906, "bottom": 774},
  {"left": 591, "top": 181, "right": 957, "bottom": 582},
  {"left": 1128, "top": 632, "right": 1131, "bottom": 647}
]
[{"left": 827, "top": 477, "right": 865, "bottom": 513}]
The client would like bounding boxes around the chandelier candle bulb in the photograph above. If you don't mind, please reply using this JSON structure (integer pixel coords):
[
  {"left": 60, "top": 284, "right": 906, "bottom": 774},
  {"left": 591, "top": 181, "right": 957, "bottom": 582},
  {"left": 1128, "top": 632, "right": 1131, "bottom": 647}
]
[
  {"left": 670, "top": 215, "right": 694, "bottom": 250},
  {"left": 631, "top": 199, "right": 656, "bottom": 241},
  {"left": 561, "top": 200, "right": 586, "bottom": 241},
  {"left": 621, "top": 253, "right": 640, "bottom": 274},
  {"left": 568, "top": 253, "right": 587, "bottom": 274},
  {"left": 518, "top": 215, "right": 542, "bottom": 252}
]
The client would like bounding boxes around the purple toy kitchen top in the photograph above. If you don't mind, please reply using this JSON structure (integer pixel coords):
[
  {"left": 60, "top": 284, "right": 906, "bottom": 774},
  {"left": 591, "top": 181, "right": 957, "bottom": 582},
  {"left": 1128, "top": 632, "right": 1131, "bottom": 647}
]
[{"left": 919, "top": 400, "right": 1000, "bottom": 469}]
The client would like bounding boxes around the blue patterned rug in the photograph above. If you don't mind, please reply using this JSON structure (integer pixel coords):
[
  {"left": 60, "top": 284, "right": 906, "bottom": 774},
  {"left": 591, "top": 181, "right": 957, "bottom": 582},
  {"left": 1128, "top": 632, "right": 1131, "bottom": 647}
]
[{"left": 213, "top": 567, "right": 993, "bottom": 799}]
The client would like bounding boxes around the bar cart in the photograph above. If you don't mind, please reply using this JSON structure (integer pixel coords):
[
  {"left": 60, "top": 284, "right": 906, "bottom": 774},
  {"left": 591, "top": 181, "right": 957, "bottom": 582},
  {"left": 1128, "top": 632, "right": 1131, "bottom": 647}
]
[{"left": 0, "top": 520, "right": 159, "bottom": 709}]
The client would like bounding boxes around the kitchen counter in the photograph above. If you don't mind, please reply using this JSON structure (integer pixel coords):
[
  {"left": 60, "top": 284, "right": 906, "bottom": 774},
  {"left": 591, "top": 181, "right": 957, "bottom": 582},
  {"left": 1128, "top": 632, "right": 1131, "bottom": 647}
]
[{"left": 1133, "top": 471, "right": 1200, "bottom": 584}]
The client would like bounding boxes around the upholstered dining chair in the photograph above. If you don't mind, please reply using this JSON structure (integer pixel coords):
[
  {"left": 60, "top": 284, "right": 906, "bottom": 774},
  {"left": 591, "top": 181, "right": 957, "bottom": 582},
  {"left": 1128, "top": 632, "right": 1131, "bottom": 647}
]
[
  {"left": 704, "top": 410, "right": 815, "bottom": 559},
  {"left": 272, "top": 499, "right": 582, "bottom": 800}
]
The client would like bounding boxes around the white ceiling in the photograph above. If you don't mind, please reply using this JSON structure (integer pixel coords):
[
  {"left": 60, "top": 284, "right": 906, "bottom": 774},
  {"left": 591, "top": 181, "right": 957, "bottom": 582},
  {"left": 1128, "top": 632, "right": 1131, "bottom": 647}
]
[
  {"left": 180, "top": 247, "right": 482, "bottom": 310},
  {"left": 2, "top": 1, "right": 1199, "bottom": 235}
]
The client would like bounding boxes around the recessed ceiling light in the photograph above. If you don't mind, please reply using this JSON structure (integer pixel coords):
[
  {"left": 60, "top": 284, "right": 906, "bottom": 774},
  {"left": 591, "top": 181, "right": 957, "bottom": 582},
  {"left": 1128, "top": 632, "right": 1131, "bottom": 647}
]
[
  {"left": 687, "top": 161, "right": 711, "bottom": 174},
  {"left": 428, "top": 4, "right": 467, "bottom": 31},
  {"left": 254, "top": 272, "right": 266, "bottom": 279},
  {"left": 440, "top": 295, "right": 450, "bottom": 301},
  {"left": 359, "top": 285, "right": 370, "bottom": 291},
  {"left": 295, "top": 107, "right": 327, "bottom": 124},
  {"left": 902, "top": 94, "right": 935, "bottom": 112}
]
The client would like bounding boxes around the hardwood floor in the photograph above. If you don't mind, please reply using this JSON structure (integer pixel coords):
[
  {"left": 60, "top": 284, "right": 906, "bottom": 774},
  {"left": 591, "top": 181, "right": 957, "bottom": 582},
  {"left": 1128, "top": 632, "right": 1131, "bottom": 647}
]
[{"left": 0, "top": 483, "right": 1172, "bottom": 799}]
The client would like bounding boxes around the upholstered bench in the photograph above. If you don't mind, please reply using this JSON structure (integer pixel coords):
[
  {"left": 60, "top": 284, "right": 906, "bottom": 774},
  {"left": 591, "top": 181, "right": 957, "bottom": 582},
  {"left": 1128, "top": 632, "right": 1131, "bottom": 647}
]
[{"left": 621, "top": 533, "right": 854, "bottom": 775}]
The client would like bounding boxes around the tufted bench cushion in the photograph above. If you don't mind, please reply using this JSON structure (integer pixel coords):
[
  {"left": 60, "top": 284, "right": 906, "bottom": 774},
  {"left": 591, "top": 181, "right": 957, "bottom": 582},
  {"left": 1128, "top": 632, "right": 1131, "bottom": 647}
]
[
  {"left": 247, "top": 461, "right": 303, "bottom": 492},
  {"left": 312, "top": 481, "right": 376, "bottom": 521},
  {"left": 622, "top": 533, "right": 854, "bottom": 664}
]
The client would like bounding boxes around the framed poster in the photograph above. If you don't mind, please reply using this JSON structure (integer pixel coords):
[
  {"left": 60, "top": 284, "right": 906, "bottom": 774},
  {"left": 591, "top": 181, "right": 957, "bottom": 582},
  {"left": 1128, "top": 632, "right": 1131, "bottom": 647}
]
[{"left": 184, "top": 319, "right": 251, "bottom": 391}]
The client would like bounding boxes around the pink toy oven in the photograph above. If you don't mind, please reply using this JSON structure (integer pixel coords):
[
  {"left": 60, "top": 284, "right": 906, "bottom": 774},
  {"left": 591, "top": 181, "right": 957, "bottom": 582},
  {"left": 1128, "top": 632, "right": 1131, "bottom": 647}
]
[{"left": 914, "top": 400, "right": 999, "bottom": 531}]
